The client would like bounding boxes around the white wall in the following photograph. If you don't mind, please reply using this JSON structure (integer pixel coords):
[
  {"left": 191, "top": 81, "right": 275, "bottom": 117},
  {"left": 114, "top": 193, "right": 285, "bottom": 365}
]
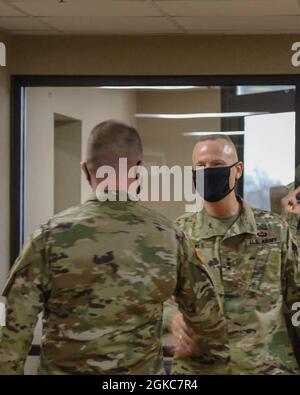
[
  {"left": 25, "top": 87, "right": 137, "bottom": 239},
  {"left": 54, "top": 117, "right": 82, "bottom": 214},
  {"left": 137, "top": 89, "right": 221, "bottom": 220}
]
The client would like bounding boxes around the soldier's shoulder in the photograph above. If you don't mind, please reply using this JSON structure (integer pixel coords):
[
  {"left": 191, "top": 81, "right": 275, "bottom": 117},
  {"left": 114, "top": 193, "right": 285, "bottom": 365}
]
[
  {"left": 45, "top": 203, "right": 88, "bottom": 231},
  {"left": 252, "top": 206, "right": 289, "bottom": 230},
  {"left": 52, "top": 203, "right": 86, "bottom": 219},
  {"left": 175, "top": 211, "right": 198, "bottom": 229},
  {"left": 137, "top": 203, "right": 179, "bottom": 233}
]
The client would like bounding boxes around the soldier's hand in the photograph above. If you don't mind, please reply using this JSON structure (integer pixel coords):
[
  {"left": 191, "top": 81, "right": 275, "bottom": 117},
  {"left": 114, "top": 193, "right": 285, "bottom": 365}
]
[
  {"left": 170, "top": 312, "right": 198, "bottom": 356},
  {"left": 281, "top": 186, "right": 300, "bottom": 216}
]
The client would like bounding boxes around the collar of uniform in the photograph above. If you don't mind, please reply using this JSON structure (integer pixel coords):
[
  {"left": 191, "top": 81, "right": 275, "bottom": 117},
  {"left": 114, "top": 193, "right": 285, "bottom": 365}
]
[
  {"left": 223, "top": 197, "right": 257, "bottom": 240},
  {"left": 196, "top": 197, "right": 257, "bottom": 240},
  {"left": 86, "top": 190, "right": 138, "bottom": 203}
]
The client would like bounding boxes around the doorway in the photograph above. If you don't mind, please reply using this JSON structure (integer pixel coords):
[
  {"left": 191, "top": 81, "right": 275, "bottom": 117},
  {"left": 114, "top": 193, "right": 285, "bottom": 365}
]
[{"left": 54, "top": 113, "right": 82, "bottom": 214}]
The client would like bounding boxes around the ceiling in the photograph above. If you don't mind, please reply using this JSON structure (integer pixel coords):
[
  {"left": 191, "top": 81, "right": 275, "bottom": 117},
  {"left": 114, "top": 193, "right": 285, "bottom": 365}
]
[{"left": 1, "top": 0, "right": 300, "bottom": 35}]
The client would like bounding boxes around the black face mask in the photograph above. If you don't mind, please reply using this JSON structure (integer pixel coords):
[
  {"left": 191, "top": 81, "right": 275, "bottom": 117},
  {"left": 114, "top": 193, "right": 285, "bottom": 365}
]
[{"left": 193, "top": 162, "right": 238, "bottom": 203}]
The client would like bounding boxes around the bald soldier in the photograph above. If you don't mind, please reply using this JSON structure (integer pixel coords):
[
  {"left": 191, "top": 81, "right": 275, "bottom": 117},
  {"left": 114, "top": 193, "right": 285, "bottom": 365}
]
[
  {"left": 0, "top": 120, "right": 228, "bottom": 375},
  {"left": 165, "top": 134, "right": 300, "bottom": 375}
]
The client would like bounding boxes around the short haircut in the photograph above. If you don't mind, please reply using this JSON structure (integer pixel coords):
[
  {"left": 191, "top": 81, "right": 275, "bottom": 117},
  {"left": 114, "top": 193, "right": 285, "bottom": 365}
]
[
  {"left": 86, "top": 120, "right": 143, "bottom": 173},
  {"left": 195, "top": 134, "right": 239, "bottom": 159}
]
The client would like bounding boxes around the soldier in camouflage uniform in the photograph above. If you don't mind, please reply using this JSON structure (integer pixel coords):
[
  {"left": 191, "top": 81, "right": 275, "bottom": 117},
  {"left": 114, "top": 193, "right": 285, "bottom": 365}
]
[
  {"left": 0, "top": 120, "right": 228, "bottom": 375},
  {"left": 165, "top": 134, "right": 300, "bottom": 375},
  {"left": 280, "top": 183, "right": 300, "bottom": 364}
]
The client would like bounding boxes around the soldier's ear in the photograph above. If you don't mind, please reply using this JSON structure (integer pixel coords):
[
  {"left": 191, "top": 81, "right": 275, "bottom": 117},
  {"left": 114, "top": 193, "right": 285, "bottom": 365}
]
[
  {"left": 81, "top": 162, "right": 91, "bottom": 184},
  {"left": 235, "top": 161, "right": 244, "bottom": 180}
]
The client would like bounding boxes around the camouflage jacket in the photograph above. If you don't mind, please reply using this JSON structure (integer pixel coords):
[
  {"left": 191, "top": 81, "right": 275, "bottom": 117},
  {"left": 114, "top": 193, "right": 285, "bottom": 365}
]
[
  {"left": 0, "top": 192, "right": 228, "bottom": 375},
  {"left": 172, "top": 198, "right": 300, "bottom": 375},
  {"left": 282, "top": 182, "right": 300, "bottom": 246}
]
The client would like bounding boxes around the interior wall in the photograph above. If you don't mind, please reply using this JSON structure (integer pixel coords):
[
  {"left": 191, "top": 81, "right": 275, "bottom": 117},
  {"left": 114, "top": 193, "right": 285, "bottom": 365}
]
[
  {"left": 9, "top": 34, "right": 300, "bottom": 75},
  {"left": 137, "top": 89, "right": 221, "bottom": 220},
  {"left": 25, "top": 87, "right": 137, "bottom": 239},
  {"left": 54, "top": 116, "right": 82, "bottom": 214},
  {"left": 0, "top": 32, "right": 10, "bottom": 291}
]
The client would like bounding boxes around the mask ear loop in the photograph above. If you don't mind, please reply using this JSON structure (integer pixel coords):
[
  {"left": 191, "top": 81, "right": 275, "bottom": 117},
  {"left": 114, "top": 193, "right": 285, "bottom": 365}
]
[
  {"left": 228, "top": 161, "right": 240, "bottom": 195},
  {"left": 229, "top": 161, "right": 239, "bottom": 169}
]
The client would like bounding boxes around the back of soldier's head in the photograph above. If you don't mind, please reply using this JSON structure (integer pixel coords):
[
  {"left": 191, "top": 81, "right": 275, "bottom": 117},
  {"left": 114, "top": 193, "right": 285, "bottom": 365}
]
[{"left": 86, "top": 120, "right": 143, "bottom": 174}]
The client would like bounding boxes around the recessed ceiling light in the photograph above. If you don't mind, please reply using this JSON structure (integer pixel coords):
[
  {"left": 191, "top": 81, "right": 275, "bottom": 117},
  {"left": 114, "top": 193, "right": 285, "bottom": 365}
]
[
  {"left": 183, "top": 131, "right": 245, "bottom": 137},
  {"left": 135, "top": 112, "right": 267, "bottom": 119},
  {"left": 98, "top": 86, "right": 201, "bottom": 90}
]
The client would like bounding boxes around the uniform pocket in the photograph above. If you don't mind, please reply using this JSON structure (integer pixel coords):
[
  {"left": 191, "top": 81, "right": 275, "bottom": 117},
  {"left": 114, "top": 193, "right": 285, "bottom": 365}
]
[{"left": 247, "top": 243, "right": 282, "bottom": 303}]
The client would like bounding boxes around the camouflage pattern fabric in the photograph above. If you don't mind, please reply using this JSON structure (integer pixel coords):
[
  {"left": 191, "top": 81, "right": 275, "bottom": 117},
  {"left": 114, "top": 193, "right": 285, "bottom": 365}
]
[
  {"left": 281, "top": 183, "right": 300, "bottom": 247},
  {"left": 168, "top": 197, "right": 300, "bottom": 375},
  {"left": 0, "top": 192, "right": 228, "bottom": 375}
]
